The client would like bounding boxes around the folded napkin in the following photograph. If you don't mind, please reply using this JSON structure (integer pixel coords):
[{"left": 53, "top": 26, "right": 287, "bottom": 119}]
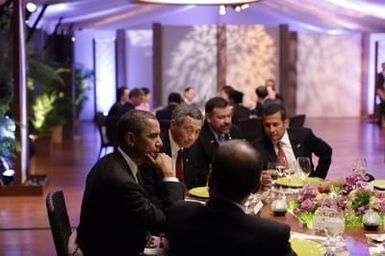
[
  {"left": 143, "top": 236, "right": 168, "bottom": 256},
  {"left": 291, "top": 232, "right": 326, "bottom": 241},
  {"left": 366, "top": 233, "right": 385, "bottom": 243}
]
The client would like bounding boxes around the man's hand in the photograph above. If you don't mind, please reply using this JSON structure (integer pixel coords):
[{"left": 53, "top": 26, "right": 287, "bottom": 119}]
[
  {"left": 260, "top": 170, "right": 273, "bottom": 186},
  {"left": 146, "top": 153, "right": 174, "bottom": 178}
]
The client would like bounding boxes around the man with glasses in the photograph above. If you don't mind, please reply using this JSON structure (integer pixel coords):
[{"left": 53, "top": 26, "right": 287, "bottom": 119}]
[{"left": 141, "top": 104, "right": 204, "bottom": 203}]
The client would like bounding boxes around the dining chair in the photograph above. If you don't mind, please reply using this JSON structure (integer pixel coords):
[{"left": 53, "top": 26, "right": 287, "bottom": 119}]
[
  {"left": 159, "top": 119, "right": 171, "bottom": 133},
  {"left": 95, "top": 112, "right": 114, "bottom": 158},
  {"left": 46, "top": 189, "right": 72, "bottom": 256},
  {"left": 236, "top": 117, "right": 264, "bottom": 142},
  {"left": 289, "top": 114, "right": 306, "bottom": 128}
]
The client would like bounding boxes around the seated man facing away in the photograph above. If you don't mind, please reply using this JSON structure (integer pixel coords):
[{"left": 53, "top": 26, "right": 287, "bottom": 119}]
[
  {"left": 253, "top": 103, "right": 332, "bottom": 180},
  {"left": 141, "top": 104, "right": 205, "bottom": 205},
  {"left": 167, "top": 140, "right": 296, "bottom": 256},
  {"left": 76, "top": 110, "right": 184, "bottom": 256}
]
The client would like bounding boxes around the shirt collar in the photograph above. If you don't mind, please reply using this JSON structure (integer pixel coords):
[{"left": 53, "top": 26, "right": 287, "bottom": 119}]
[
  {"left": 117, "top": 147, "right": 139, "bottom": 183},
  {"left": 168, "top": 130, "right": 182, "bottom": 158},
  {"left": 273, "top": 129, "right": 290, "bottom": 146}
]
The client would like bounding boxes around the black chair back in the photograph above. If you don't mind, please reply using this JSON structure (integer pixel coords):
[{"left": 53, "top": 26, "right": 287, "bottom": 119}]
[
  {"left": 159, "top": 119, "right": 171, "bottom": 133},
  {"left": 289, "top": 114, "right": 306, "bottom": 128},
  {"left": 46, "top": 190, "right": 71, "bottom": 256},
  {"left": 95, "top": 112, "right": 114, "bottom": 158},
  {"left": 237, "top": 118, "right": 264, "bottom": 142}
]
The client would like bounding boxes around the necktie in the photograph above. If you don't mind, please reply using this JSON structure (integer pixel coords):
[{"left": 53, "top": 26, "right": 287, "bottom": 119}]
[
  {"left": 176, "top": 149, "right": 184, "bottom": 183},
  {"left": 276, "top": 141, "right": 288, "bottom": 167},
  {"left": 218, "top": 134, "right": 226, "bottom": 145}
]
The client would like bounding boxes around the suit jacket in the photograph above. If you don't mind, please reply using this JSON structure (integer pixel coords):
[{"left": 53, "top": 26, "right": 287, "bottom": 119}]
[
  {"left": 106, "top": 102, "right": 135, "bottom": 145},
  {"left": 167, "top": 198, "right": 296, "bottom": 256},
  {"left": 156, "top": 104, "right": 178, "bottom": 121},
  {"left": 232, "top": 105, "right": 251, "bottom": 124},
  {"left": 141, "top": 131, "right": 204, "bottom": 207},
  {"left": 76, "top": 151, "right": 184, "bottom": 256},
  {"left": 195, "top": 122, "right": 243, "bottom": 184},
  {"left": 253, "top": 128, "right": 332, "bottom": 179}
]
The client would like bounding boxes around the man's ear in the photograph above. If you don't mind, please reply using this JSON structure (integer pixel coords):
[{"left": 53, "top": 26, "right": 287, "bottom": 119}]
[
  {"left": 284, "top": 119, "right": 289, "bottom": 129},
  {"left": 125, "top": 132, "right": 135, "bottom": 147},
  {"left": 170, "top": 119, "right": 177, "bottom": 129},
  {"left": 205, "top": 113, "right": 211, "bottom": 124}
]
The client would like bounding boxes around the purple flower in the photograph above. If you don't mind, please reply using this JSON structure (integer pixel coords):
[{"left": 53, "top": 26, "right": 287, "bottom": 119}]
[
  {"left": 337, "top": 197, "right": 347, "bottom": 210},
  {"left": 358, "top": 206, "right": 368, "bottom": 215},
  {"left": 378, "top": 200, "right": 385, "bottom": 213},
  {"left": 343, "top": 174, "right": 368, "bottom": 194},
  {"left": 293, "top": 208, "right": 303, "bottom": 214},
  {"left": 301, "top": 199, "right": 315, "bottom": 212},
  {"left": 298, "top": 184, "right": 318, "bottom": 202}
]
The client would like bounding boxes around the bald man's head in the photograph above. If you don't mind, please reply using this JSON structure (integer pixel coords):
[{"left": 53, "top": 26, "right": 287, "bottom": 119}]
[{"left": 209, "top": 140, "right": 262, "bottom": 202}]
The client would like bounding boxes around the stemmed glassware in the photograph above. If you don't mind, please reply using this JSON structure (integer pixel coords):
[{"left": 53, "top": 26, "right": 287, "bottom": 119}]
[
  {"left": 323, "top": 207, "right": 345, "bottom": 255},
  {"left": 351, "top": 157, "right": 367, "bottom": 175},
  {"left": 297, "top": 157, "right": 311, "bottom": 183},
  {"left": 276, "top": 157, "right": 288, "bottom": 197}
]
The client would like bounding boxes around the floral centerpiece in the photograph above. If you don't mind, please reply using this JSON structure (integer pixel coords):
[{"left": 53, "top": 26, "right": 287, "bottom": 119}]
[{"left": 288, "top": 174, "right": 385, "bottom": 228}]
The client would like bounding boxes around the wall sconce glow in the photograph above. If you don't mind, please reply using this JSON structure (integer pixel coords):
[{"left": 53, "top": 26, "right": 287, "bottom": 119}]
[{"left": 135, "top": 0, "right": 257, "bottom": 4}]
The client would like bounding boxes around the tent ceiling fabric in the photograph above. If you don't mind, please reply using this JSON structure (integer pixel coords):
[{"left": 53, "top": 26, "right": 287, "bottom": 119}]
[{"left": 29, "top": 0, "right": 385, "bottom": 32}]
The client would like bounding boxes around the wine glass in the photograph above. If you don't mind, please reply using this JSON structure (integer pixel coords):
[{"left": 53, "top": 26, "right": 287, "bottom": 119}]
[
  {"left": 297, "top": 157, "right": 311, "bottom": 183},
  {"left": 352, "top": 157, "right": 367, "bottom": 175},
  {"left": 275, "top": 158, "right": 287, "bottom": 197},
  {"left": 323, "top": 208, "right": 345, "bottom": 255}
]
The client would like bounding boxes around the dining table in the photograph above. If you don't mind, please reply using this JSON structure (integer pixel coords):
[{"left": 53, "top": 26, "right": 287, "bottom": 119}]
[{"left": 259, "top": 191, "right": 385, "bottom": 256}]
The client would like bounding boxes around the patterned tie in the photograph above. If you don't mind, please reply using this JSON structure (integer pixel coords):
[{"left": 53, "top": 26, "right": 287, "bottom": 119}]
[
  {"left": 176, "top": 149, "right": 184, "bottom": 183},
  {"left": 276, "top": 141, "right": 288, "bottom": 167},
  {"left": 217, "top": 134, "right": 226, "bottom": 145}
]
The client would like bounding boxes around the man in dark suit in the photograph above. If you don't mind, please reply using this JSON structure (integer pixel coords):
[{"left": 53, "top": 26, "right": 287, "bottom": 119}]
[
  {"left": 253, "top": 103, "right": 332, "bottom": 179},
  {"left": 196, "top": 96, "right": 242, "bottom": 185},
  {"left": 141, "top": 104, "right": 204, "bottom": 206},
  {"left": 228, "top": 89, "right": 250, "bottom": 124},
  {"left": 77, "top": 110, "right": 184, "bottom": 256},
  {"left": 106, "top": 87, "right": 144, "bottom": 145},
  {"left": 167, "top": 140, "right": 296, "bottom": 256},
  {"left": 155, "top": 92, "right": 183, "bottom": 121}
]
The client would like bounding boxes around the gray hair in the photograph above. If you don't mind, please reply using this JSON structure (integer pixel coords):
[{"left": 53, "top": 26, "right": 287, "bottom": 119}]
[{"left": 171, "top": 104, "right": 203, "bottom": 126}]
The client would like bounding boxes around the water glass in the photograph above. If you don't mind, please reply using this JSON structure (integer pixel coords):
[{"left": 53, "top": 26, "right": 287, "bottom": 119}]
[{"left": 324, "top": 208, "right": 345, "bottom": 255}]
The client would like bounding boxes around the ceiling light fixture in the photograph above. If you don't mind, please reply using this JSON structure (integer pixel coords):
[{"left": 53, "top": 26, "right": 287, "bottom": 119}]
[
  {"left": 26, "top": 1, "right": 37, "bottom": 13},
  {"left": 134, "top": 0, "right": 257, "bottom": 5}
]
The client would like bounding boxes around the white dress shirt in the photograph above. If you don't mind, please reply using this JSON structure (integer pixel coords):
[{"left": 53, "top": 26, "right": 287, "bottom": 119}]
[{"left": 273, "top": 130, "right": 297, "bottom": 170}]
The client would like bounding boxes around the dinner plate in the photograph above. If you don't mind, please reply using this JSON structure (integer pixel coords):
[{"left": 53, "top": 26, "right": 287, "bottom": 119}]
[
  {"left": 275, "top": 176, "right": 321, "bottom": 188},
  {"left": 290, "top": 238, "right": 326, "bottom": 256},
  {"left": 371, "top": 179, "right": 385, "bottom": 190},
  {"left": 189, "top": 186, "right": 209, "bottom": 199}
]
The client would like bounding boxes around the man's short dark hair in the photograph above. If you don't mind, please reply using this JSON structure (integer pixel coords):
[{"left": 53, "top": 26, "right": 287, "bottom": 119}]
[
  {"left": 255, "top": 86, "right": 268, "bottom": 98},
  {"left": 184, "top": 87, "right": 194, "bottom": 93},
  {"left": 117, "top": 110, "right": 157, "bottom": 145},
  {"left": 129, "top": 88, "right": 144, "bottom": 99},
  {"left": 205, "top": 97, "right": 228, "bottom": 114},
  {"left": 141, "top": 87, "right": 150, "bottom": 95},
  {"left": 210, "top": 140, "right": 261, "bottom": 202},
  {"left": 262, "top": 103, "right": 287, "bottom": 120},
  {"left": 117, "top": 86, "right": 128, "bottom": 99},
  {"left": 168, "top": 92, "right": 183, "bottom": 104},
  {"left": 228, "top": 90, "right": 244, "bottom": 104},
  {"left": 172, "top": 104, "right": 203, "bottom": 126}
]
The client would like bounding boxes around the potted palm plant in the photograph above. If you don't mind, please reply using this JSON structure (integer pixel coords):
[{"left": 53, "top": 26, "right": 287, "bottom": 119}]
[{"left": 28, "top": 58, "right": 71, "bottom": 153}]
